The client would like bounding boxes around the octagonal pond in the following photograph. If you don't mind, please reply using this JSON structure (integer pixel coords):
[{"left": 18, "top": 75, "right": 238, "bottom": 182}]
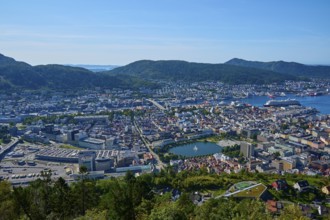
[{"left": 169, "top": 142, "right": 222, "bottom": 157}]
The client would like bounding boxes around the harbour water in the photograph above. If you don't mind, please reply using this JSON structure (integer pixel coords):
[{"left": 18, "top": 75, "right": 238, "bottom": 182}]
[
  {"left": 169, "top": 142, "right": 222, "bottom": 157},
  {"left": 169, "top": 94, "right": 330, "bottom": 158},
  {"left": 180, "top": 94, "right": 330, "bottom": 115},
  {"left": 240, "top": 94, "right": 330, "bottom": 114}
]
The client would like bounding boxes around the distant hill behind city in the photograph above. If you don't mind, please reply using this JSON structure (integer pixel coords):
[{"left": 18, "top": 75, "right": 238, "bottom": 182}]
[
  {"left": 225, "top": 58, "right": 330, "bottom": 78},
  {"left": 1, "top": 53, "right": 330, "bottom": 90},
  {"left": 67, "top": 64, "right": 119, "bottom": 72},
  {"left": 0, "top": 54, "right": 152, "bottom": 90},
  {"left": 106, "top": 60, "right": 298, "bottom": 84}
]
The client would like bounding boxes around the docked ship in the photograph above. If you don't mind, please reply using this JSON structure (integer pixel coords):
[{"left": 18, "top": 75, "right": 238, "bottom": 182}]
[{"left": 264, "top": 99, "right": 301, "bottom": 107}]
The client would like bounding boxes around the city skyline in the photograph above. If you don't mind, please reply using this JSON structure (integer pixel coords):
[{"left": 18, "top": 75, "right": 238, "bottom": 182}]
[{"left": 1, "top": 0, "right": 330, "bottom": 65}]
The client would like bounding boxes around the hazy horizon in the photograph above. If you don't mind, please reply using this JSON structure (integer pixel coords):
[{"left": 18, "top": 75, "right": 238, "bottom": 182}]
[
  {"left": 1, "top": 0, "right": 329, "bottom": 65},
  {"left": 3, "top": 53, "right": 330, "bottom": 67}
]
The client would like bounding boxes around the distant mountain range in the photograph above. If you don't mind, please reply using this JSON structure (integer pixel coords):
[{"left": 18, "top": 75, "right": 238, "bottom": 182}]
[
  {"left": 225, "top": 58, "right": 330, "bottom": 78},
  {"left": 0, "top": 54, "right": 151, "bottom": 90},
  {"left": 67, "top": 64, "right": 119, "bottom": 72},
  {"left": 107, "top": 60, "right": 298, "bottom": 84},
  {"left": 1, "top": 53, "right": 329, "bottom": 90}
]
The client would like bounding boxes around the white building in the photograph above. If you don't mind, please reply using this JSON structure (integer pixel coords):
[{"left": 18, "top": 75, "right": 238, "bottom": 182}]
[{"left": 79, "top": 138, "right": 105, "bottom": 150}]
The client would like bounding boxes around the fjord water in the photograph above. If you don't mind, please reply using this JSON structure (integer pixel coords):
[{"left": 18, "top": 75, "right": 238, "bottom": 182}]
[
  {"left": 241, "top": 94, "right": 330, "bottom": 114},
  {"left": 169, "top": 142, "right": 222, "bottom": 157}
]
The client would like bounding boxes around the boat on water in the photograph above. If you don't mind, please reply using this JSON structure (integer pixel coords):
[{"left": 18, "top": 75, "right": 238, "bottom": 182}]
[
  {"left": 193, "top": 145, "right": 198, "bottom": 151},
  {"left": 264, "top": 99, "right": 301, "bottom": 107},
  {"left": 266, "top": 92, "right": 276, "bottom": 99},
  {"left": 309, "top": 92, "right": 322, "bottom": 96}
]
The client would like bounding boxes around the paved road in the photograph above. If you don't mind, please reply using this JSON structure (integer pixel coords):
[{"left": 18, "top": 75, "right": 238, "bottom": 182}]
[
  {"left": 146, "top": 99, "right": 166, "bottom": 111},
  {"left": 0, "top": 137, "right": 19, "bottom": 160},
  {"left": 133, "top": 120, "right": 166, "bottom": 171}
]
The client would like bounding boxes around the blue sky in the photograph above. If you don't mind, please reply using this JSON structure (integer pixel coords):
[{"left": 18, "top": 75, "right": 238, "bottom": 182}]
[{"left": 1, "top": 0, "right": 329, "bottom": 65}]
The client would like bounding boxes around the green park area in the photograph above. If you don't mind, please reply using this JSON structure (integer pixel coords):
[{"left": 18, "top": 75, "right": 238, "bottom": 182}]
[
  {"left": 59, "top": 144, "right": 83, "bottom": 150},
  {"left": 233, "top": 184, "right": 267, "bottom": 198}
]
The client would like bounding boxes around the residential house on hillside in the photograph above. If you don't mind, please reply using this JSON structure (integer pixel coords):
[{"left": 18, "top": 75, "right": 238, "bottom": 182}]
[
  {"left": 266, "top": 200, "right": 284, "bottom": 213},
  {"left": 294, "top": 180, "right": 310, "bottom": 192},
  {"left": 272, "top": 179, "right": 289, "bottom": 191},
  {"left": 321, "top": 185, "right": 330, "bottom": 195}
]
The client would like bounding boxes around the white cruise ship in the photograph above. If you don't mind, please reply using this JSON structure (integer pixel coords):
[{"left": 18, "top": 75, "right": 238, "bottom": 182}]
[{"left": 264, "top": 99, "right": 301, "bottom": 107}]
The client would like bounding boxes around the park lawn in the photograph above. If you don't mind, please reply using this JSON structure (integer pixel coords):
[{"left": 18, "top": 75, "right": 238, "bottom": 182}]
[
  {"left": 59, "top": 144, "right": 84, "bottom": 150},
  {"left": 235, "top": 181, "right": 256, "bottom": 190},
  {"left": 233, "top": 184, "right": 267, "bottom": 198},
  {"left": 197, "top": 135, "right": 223, "bottom": 143},
  {"left": 183, "top": 175, "right": 222, "bottom": 191},
  {"left": 205, "top": 188, "right": 227, "bottom": 197}
]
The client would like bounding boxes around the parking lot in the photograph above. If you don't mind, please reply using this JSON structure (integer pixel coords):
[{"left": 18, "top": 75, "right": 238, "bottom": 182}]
[
  {"left": 0, "top": 160, "right": 74, "bottom": 186},
  {"left": 0, "top": 142, "right": 80, "bottom": 184}
]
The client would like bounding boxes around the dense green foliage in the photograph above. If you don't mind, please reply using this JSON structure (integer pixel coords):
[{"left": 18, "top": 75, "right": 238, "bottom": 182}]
[
  {"left": 107, "top": 60, "right": 299, "bottom": 84},
  {"left": 0, "top": 125, "right": 11, "bottom": 144},
  {"left": 226, "top": 58, "right": 330, "bottom": 79},
  {"left": 0, "top": 55, "right": 45, "bottom": 89},
  {"left": 1, "top": 169, "right": 329, "bottom": 219},
  {"left": 0, "top": 181, "right": 20, "bottom": 220},
  {"left": 222, "top": 144, "right": 241, "bottom": 158}
]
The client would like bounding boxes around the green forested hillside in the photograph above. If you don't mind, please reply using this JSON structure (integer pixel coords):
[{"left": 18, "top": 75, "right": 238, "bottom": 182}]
[
  {"left": 1, "top": 169, "right": 329, "bottom": 220},
  {"left": 0, "top": 54, "right": 154, "bottom": 90},
  {"left": 108, "top": 60, "right": 299, "bottom": 84},
  {"left": 226, "top": 58, "right": 330, "bottom": 78},
  {"left": 0, "top": 53, "right": 319, "bottom": 91}
]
